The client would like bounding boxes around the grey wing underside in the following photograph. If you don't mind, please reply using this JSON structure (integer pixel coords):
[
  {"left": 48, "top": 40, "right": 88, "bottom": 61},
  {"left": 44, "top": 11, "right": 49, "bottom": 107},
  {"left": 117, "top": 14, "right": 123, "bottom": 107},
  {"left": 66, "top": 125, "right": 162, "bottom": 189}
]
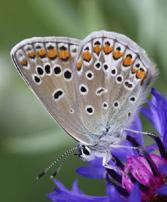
[{"left": 11, "top": 31, "right": 158, "bottom": 147}]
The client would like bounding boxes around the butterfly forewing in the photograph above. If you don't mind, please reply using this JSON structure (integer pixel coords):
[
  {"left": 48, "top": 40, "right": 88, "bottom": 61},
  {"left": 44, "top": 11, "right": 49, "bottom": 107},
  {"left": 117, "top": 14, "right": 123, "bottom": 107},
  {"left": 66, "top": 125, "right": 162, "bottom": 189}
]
[{"left": 11, "top": 37, "right": 96, "bottom": 145}]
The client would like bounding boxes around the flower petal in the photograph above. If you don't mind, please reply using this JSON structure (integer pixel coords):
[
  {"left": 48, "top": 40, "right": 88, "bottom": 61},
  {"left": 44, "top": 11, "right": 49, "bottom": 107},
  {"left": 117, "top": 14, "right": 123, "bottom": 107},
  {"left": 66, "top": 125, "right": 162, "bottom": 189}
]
[
  {"left": 129, "top": 185, "right": 141, "bottom": 202},
  {"left": 107, "top": 183, "right": 124, "bottom": 202},
  {"left": 141, "top": 88, "right": 167, "bottom": 148},
  {"left": 145, "top": 143, "right": 157, "bottom": 153},
  {"left": 159, "top": 164, "right": 167, "bottom": 176},
  {"left": 112, "top": 140, "right": 138, "bottom": 162},
  {"left": 76, "top": 158, "right": 105, "bottom": 179},
  {"left": 72, "top": 180, "right": 84, "bottom": 194},
  {"left": 156, "top": 185, "right": 167, "bottom": 195},
  {"left": 48, "top": 179, "right": 109, "bottom": 202}
]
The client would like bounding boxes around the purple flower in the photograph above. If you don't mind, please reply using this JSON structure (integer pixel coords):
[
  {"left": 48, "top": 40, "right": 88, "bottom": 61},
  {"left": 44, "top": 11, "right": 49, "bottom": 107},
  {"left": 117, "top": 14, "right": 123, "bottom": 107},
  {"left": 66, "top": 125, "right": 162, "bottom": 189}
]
[
  {"left": 48, "top": 89, "right": 167, "bottom": 202},
  {"left": 48, "top": 179, "right": 109, "bottom": 202},
  {"left": 122, "top": 153, "right": 167, "bottom": 201}
]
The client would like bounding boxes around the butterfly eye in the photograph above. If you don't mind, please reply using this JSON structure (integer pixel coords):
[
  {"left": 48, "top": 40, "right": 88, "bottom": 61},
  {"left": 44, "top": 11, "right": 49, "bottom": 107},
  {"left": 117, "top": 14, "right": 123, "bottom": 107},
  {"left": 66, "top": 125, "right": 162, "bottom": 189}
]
[{"left": 82, "top": 145, "right": 90, "bottom": 156}]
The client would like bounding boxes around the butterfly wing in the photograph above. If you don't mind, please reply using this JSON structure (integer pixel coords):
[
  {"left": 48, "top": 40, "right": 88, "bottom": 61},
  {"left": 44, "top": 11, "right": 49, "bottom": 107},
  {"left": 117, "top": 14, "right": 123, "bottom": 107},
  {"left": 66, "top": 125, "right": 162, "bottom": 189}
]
[
  {"left": 11, "top": 37, "right": 98, "bottom": 145},
  {"left": 11, "top": 31, "right": 158, "bottom": 147},
  {"left": 74, "top": 31, "right": 157, "bottom": 136}
]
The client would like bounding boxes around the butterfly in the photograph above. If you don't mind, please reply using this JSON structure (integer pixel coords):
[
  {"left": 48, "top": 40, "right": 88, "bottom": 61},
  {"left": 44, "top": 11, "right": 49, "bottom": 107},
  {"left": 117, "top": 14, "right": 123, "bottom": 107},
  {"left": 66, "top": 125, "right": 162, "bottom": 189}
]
[{"left": 11, "top": 30, "right": 157, "bottom": 175}]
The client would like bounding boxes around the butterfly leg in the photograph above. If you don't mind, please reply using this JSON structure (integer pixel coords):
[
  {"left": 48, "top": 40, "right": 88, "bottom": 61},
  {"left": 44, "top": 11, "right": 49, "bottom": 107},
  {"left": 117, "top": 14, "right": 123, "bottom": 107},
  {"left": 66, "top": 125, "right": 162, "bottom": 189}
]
[
  {"left": 102, "top": 152, "right": 118, "bottom": 171},
  {"left": 124, "top": 128, "right": 167, "bottom": 159}
]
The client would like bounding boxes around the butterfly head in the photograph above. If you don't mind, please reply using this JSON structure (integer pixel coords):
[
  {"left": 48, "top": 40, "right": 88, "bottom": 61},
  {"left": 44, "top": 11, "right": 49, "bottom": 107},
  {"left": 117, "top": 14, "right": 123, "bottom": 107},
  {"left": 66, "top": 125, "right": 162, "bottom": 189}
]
[{"left": 77, "top": 144, "right": 96, "bottom": 161}]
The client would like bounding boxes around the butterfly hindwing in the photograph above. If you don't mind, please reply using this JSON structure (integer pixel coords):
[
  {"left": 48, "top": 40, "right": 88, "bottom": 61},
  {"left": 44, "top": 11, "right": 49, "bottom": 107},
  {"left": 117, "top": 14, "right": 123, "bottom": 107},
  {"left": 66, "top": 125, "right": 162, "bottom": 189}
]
[
  {"left": 74, "top": 31, "right": 157, "bottom": 136},
  {"left": 11, "top": 37, "right": 97, "bottom": 145}
]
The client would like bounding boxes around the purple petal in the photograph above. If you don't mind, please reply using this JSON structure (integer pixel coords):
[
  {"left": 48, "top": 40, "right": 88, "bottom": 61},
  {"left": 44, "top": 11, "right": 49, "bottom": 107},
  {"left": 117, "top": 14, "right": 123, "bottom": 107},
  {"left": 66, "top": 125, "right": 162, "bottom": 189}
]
[
  {"left": 159, "top": 164, "right": 167, "bottom": 176},
  {"left": 112, "top": 140, "right": 138, "bottom": 162},
  {"left": 48, "top": 179, "right": 109, "bottom": 202},
  {"left": 76, "top": 158, "right": 105, "bottom": 179},
  {"left": 141, "top": 88, "right": 167, "bottom": 148},
  {"left": 156, "top": 185, "right": 167, "bottom": 195},
  {"left": 72, "top": 180, "right": 84, "bottom": 194},
  {"left": 106, "top": 183, "right": 124, "bottom": 202},
  {"left": 53, "top": 179, "right": 68, "bottom": 191},
  {"left": 129, "top": 185, "right": 141, "bottom": 202},
  {"left": 145, "top": 143, "right": 157, "bottom": 153}
]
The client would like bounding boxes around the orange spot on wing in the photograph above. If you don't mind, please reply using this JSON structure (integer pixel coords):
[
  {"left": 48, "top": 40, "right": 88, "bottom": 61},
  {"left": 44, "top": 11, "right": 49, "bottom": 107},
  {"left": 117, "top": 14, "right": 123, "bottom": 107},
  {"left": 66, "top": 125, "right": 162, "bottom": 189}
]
[
  {"left": 47, "top": 48, "right": 57, "bottom": 59},
  {"left": 20, "top": 59, "right": 28, "bottom": 66},
  {"left": 103, "top": 44, "right": 112, "bottom": 54},
  {"left": 82, "top": 51, "right": 92, "bottom": 62},
  {"left": 123, "top": 56, "right": 133, "bottom": 66},
  {"left": 59, "top": 50, "right": 70, "bottom": 61},
  {"left": 136, "top": 70, "right": 146, "bottom": 80},
  {"left": 37, "top": 48, "right": 46, "bottom": 58},
  {"left": 113, "top": 50, "right": 123, "bottom": 59},
  {"left": 76, "top": 60, "right": 83, "bottom": 71},
  {"left": 27, "top": 51, "right": 36, "bottom": 59},
  {"left": 93, "top": 45, "right": 101, "bottom": 55}
]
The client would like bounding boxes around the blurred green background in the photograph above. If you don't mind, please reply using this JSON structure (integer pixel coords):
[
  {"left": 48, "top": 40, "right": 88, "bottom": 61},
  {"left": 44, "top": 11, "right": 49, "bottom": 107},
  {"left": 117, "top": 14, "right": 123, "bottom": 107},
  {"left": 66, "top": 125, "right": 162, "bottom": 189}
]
[{"left": 0, "top": 0, "right": 167, "bottom": 201}]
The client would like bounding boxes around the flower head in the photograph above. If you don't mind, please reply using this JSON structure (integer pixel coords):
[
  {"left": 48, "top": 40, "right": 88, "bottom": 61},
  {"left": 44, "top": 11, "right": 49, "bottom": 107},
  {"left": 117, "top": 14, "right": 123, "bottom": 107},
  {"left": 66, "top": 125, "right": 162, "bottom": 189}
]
[{"left": 48, "top": 89, "right": 167, "bottom": 202}]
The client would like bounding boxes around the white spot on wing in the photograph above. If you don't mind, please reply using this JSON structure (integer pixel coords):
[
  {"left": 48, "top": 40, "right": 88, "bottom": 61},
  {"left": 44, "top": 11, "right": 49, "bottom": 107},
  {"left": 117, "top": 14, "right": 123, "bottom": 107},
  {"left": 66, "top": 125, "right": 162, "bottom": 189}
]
[
  {"left": 116, "top": 74, "right": 123, "bottom": 84},
  {"left": 69, "top": 108, "right": 75, "bottom": 114},
  {"left": 85, "top": 70, "right": 94, "bottom": 80},
  {"left": 52, "top": 88, "right": 64, "bottom": 102},
  {"left": 44, "top": 63, "right": 52, "bottom": 75},
  {"left": 53, "top": 65, "right": 62, "bottom": 76},
  {"left": 85, "top": 105, "right": 94, "bottom": 115},
  {"left": 94, "top": 61, "right": 102, "bottom": 70},
  {"left": 32, "top": 74, "right": 41, "bottom": 85},
  {"left": 96, "top": 87, "right": 108, "bottom": 96},
  {"left": 63, "top": 68, "right": 73, "bottom": 81},
  {"left": 111, "top": 67, "right": 117, "bottom": 77},
  {"left": 79, "top": 84, "right": 89, "bottom": 95},
  {"left": 123, "top": 80, "right": 134, "bottom": 90},
  {"left": 113, "top": 100, "right": 120, "bottom": 109},
  {"left": 102, "top": 102, "right": 109, "bottom": 110}
]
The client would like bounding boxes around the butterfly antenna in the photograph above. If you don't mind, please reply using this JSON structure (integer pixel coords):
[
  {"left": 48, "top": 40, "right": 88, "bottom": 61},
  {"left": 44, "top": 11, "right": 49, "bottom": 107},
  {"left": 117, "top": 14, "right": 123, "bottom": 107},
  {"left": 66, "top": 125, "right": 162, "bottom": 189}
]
[{"left": 36, "top": 146, "right": 78, "bottom": 181}]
